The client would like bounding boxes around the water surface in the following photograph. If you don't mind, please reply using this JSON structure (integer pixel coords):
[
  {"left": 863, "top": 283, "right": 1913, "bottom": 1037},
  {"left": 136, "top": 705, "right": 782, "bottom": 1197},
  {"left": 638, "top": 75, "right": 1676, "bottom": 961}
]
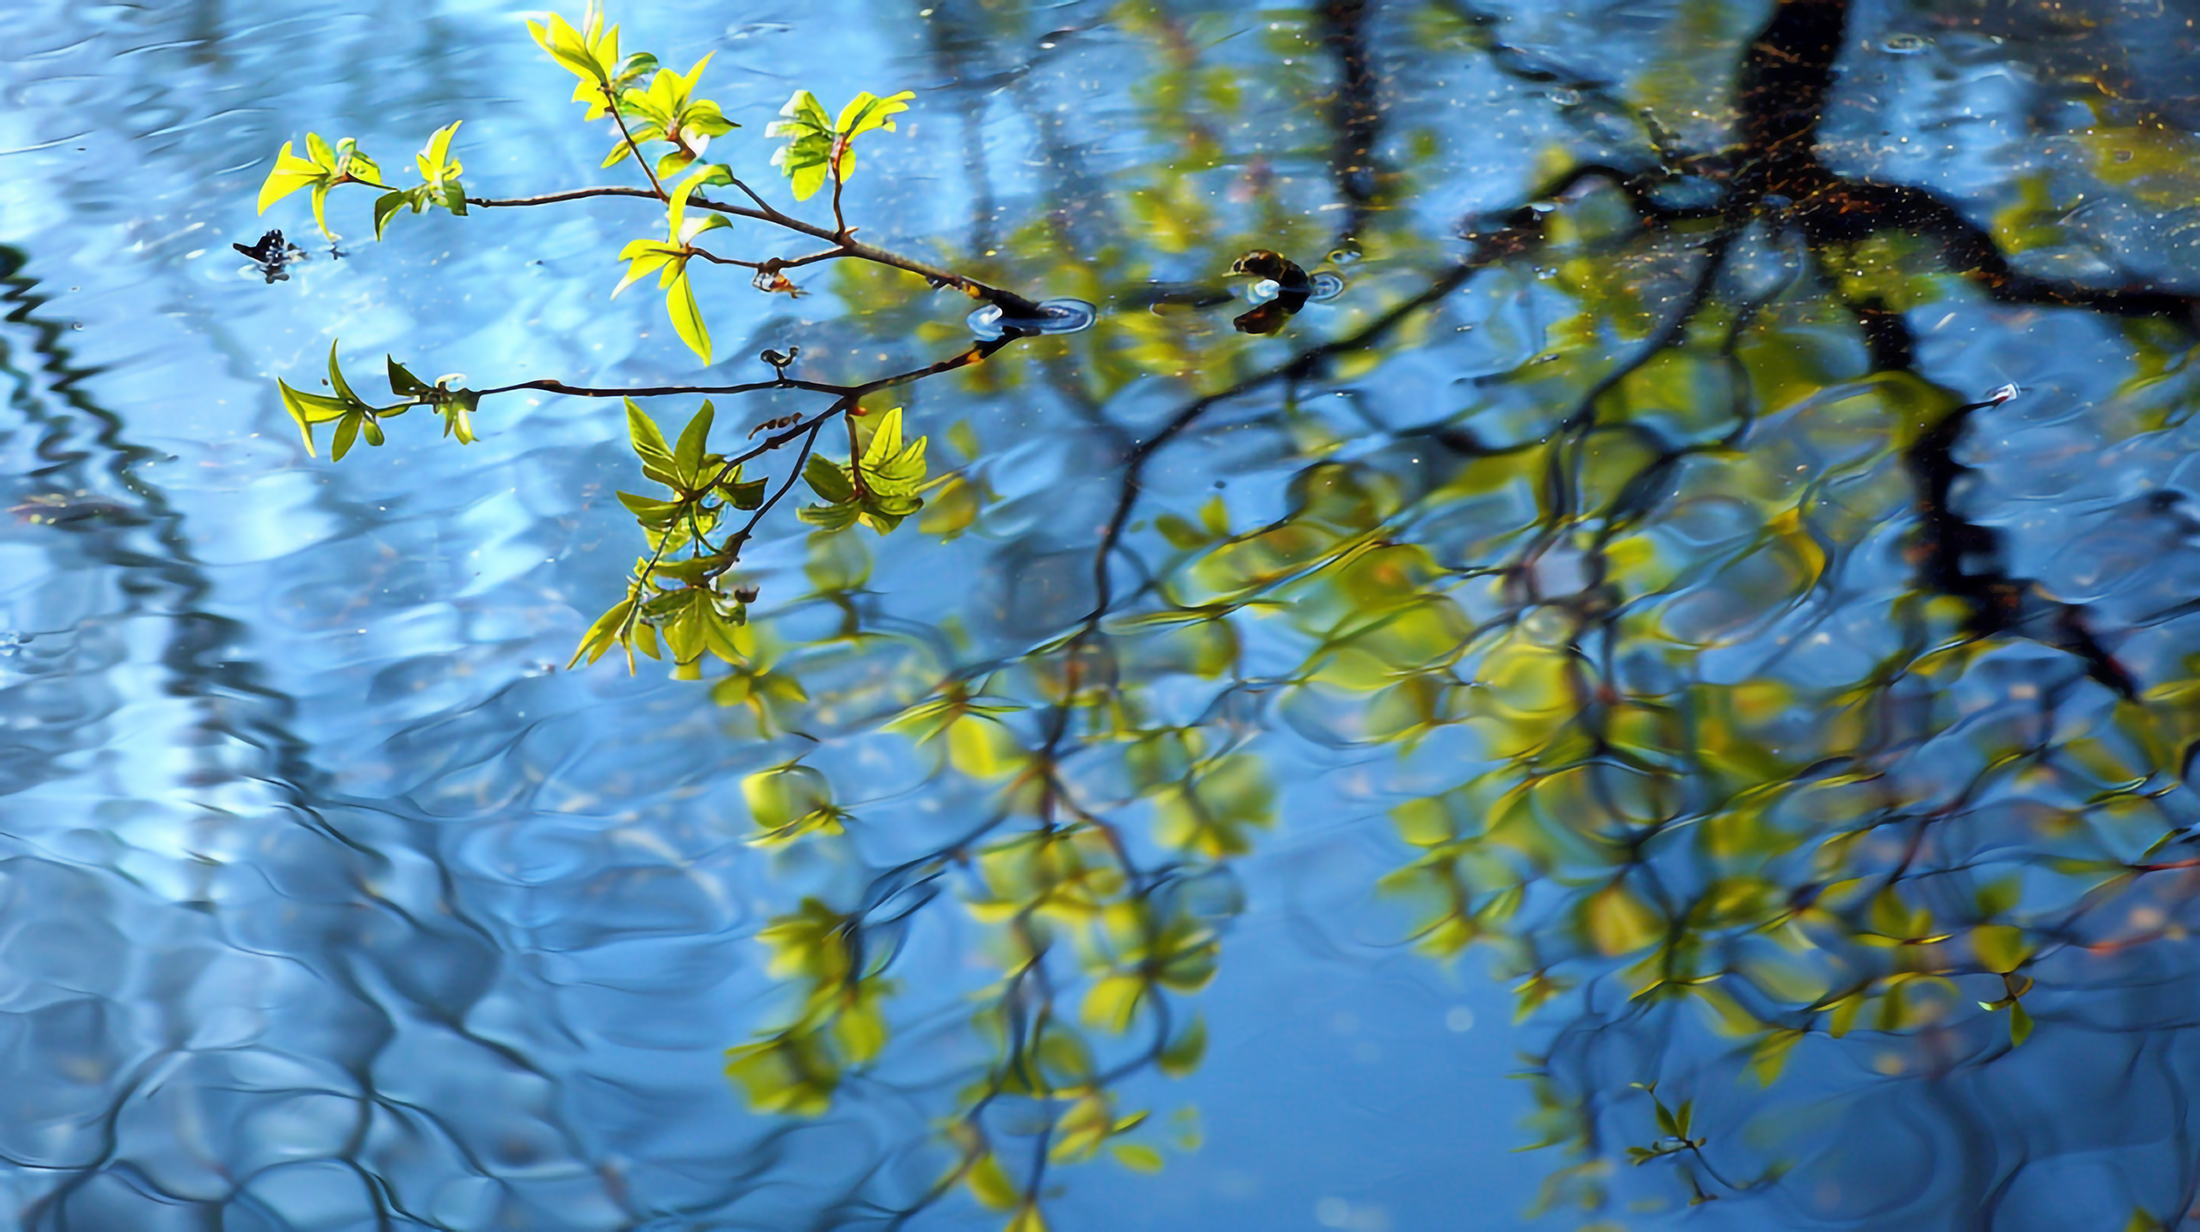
[{"left": 7, "top": 1, "right": 2200, "bottom": 1229}]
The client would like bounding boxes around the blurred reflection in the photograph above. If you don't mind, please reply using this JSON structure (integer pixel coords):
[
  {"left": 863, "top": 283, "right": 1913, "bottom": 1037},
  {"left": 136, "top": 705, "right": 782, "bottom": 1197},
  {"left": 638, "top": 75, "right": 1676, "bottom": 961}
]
[{"left": 9, "top": 0, "right": 2200, "bottom": 1229}]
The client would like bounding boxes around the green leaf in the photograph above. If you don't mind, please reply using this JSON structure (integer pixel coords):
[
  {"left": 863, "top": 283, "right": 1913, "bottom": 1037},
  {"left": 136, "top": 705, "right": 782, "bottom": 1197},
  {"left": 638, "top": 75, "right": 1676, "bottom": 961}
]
[
  {"left": 330, "top": 410, "right": 362, "bottom": 461},
  {"left": 1583, "top": 882, "right": 1662, "bottom": 956},
  {"left": 569, "top": 595, "right": 637, "bottom": 668},
  {"left": 650, "top": 553, "right": 731, "bottom": 584},
  {"left": 656, "top": 148, "right": 696, "bottom": 180},
  {"left": 651, "top": 586, "right": 715, "bottom": 664},
  {"left": 609, "top": 51, "right": 659, "bottom": 91},
  {"left": 964, "top": 1154, "right": 1020, "bottom": 1211},
  {"left": 835, "top": 90, "right": 913, "bottom": 139},
  {"left": 278, "top": 379, "right": 351, "bottom": 456},
  {"left": 616, "top": 490, "right": 684, "bottom": 528},
  {"left": 308, "top": 182, "right": 337, "bottom": 241},
  {"left": 1157, "top": 1012, "right": 1206, "bottom": 1077},
  {"left": 797, "top": 501, "right": 862, "bottom": 532},
  {"left": 723, "top": 1032, "right": 838, "bottom": 1117},
  {"left": 372, "top": 186, "right": 415, "bottom": 240},
  {"left": 765, "top": 89, "right": 836, "bottom": 201},
  {"left": 743, "top": 764, "right": 846, "bottom": 845},
  {"left": 825, "top": 90, "right": 914, "bottom": 185},
  {"left": 324, "top": 341, "right": 367, "bottom": 408},
  {"left": 1748, "top": 1028, "right": 1805, "bottom": 1086},
  {"left": 612, "top": 239, "right": 680, "bottom": 298},
  {"left": 626, "top": 398, "right": 676, "bottom": 474},
  {"left": 682, "top": 98, "right": 736, "bottom": 138},
  {"left": 858, "top": 406, "right": 928, "bottom": 497},
  {"left": 527, "top": 10, "right": 616, "bottom": 89},
  {"left": 386, "top": 356, "right": 432, "bottom": 397},
  {"left": 1080, "top": 973, "right": 1146, "bottom": 1034},
  {"left": 666, "top": 270, "right": 710, "bottom": 364},
  {"left": 803, "top": 451, "right": 855, "bottom": 505},
  {"left": 416, "top": 120, "right": 461, "bottom": 181},
  {"left": 720, "top": 474, "right": 768, "bottom": 510},
  {"left": 831, "top": 994, "right": 888, "bottom": 1064},
  {"left": 2009, "top": 1000, "right": 2034, "bottom": 1047},
  {"left": 1111, "top": 1143, "right": 1164, "bottom": 1173},
  {"left": 674, "top": 399, "right": 715, "bottom": 488},
  {"left": 1972, "top": 924, "right": 2030, "bottom": 974},
  {"left": 257, "top": 141, "right": 327, "bottom": 215},
  {"left": 440, "top": 388, "right": 479, "bottom": 444}
]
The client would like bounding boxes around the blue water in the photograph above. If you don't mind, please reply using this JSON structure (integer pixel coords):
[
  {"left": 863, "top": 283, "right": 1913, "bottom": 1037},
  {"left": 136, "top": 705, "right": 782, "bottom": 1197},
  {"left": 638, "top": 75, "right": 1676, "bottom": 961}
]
[{"left": 7, "top": 0, "right": 2200, "bottom": 1229}]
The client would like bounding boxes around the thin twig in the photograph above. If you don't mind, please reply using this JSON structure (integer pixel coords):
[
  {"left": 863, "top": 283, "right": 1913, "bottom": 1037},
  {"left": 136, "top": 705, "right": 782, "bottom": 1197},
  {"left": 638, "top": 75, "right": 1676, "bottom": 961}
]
[
  {"left": 829, "top": 142, "right": 851, "bottom": 239},
  {"left": 607, "top": 85, "right": 667, "bottom": 199},
  {"left": 463, "top": 186, "right": 1046, "bottom": 314}
]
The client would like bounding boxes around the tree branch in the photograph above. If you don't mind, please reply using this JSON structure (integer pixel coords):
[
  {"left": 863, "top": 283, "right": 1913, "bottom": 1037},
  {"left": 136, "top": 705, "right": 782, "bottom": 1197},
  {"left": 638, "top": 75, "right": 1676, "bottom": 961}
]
[{"left": 460, "top": 186, "right": 1048, "bottom": 315}]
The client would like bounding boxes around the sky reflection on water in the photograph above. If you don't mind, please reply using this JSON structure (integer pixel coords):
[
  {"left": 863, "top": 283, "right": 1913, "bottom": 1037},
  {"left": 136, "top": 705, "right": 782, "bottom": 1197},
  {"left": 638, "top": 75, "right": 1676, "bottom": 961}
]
[{"left": 6, "top": 1, "right": 2200, "bottom": 1229}]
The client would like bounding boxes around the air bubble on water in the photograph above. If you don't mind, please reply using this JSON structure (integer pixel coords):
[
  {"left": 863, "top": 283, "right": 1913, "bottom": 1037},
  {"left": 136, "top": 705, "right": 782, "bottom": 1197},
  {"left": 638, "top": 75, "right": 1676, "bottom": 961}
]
[
  {"left": 1881, "top": 32, "right": 1929, "bottom": 54},
  {"left": 966, "top": 297, "right": 1097, "bottom": 340},
  {"left": 1546, "top": 87, "right": 1582, "bottom": 107},
  {"left": 1308, "top": 272, "right": 1346, "bottom": 302},
  {"left": 0, "top": 632, "right": 23, "bottom": 657},
  {"left": 1246, "top": 278, "right": 1282, "bottom": 304}
]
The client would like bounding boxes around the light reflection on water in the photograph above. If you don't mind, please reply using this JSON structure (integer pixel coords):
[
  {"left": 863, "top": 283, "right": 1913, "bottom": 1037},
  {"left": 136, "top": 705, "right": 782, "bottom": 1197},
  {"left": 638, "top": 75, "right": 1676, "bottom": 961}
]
[{"left": 4, "top": 1, "right": 2200, "bottom": 1229}]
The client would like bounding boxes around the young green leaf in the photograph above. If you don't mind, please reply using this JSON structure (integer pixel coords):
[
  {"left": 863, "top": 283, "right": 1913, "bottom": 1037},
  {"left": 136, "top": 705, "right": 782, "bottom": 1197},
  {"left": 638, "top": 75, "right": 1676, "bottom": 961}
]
[
  {"left": 371, "top": 190, "right": 410, "bottom": 241},
  {"left": 859, "top": 407, "right": 928, "bottom": 498},
  {"left": 257, "top": 142, "right": 328, "bottom": 215},
  {"left": 413, "top": 121, "right": 468, "bottom": 216},
  {"left": 387, "top": 356, "right": 432, "bottom": 397},
  {"left": 764, "top": 89, "right": 912, "bottom": 201},
  {"left": 439, "top": 388, "right": 479, "bottom": 444},
  {"left": 325, "top": 341, "right": 367, "bottom": 408},
  {"left": 802, "top": 451, "right": 854, "bottom": 501},
  {"left": 674, "top": 399, "right": 715, "bottom": 487},
  {"left": 528, "top": 8, "right": 620, "bottom": 97},
  {"left": 720, "top": 472, "right": 768, "bottom": 509},
  {"left": 259, "top": 134, "right": 385, "bottom": 240},
  {"left": 765, "top": 90, "right": 836, "bottom": 201},
  {"left": 612, "top": 238, "right": 681, "bottom": 298},
  {"left": 666, "top": 269, "right": 710, "bottom": 364},
  {"left": 569, "top": 594, "right": 637, "bottom": 668},
  {"left": 626, "top": 397, "right": 676, "bottom": 474},
  {"left": 836, "top": 91, "right": 913, "bottom": 140},
  {"left": 963, "top": 1153, "right": 1019, "bottom": 1211},
  {"left": 330, "top": 410, "right": 362, "bottom": 461},
  {"left": 1157, "top": 1012, "right": 1207, "bottom": 1077}
]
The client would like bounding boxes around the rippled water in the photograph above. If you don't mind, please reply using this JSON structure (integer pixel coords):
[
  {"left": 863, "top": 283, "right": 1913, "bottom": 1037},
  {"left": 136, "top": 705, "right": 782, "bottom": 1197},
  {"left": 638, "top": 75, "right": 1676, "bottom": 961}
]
[{"left": 8, "top": 0, "right": 2200, "bottom": 1229}]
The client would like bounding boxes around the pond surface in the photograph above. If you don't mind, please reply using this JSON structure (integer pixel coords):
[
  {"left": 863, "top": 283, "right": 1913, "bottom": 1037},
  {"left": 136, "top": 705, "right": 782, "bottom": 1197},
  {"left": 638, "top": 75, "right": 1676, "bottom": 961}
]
[{"left": 7, "top": 0, "right": 2200, "bottom": 1229}]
